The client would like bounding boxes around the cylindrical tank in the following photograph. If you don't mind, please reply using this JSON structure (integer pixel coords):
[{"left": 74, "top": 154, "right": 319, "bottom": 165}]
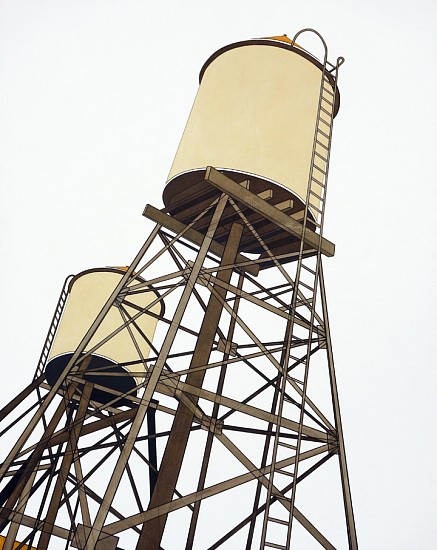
[
  {"left": 163, "top": 36, "right": 339, "bottom": 250},
  {"left": 45, "top": 268, "right": 163, "bottom": 407}
]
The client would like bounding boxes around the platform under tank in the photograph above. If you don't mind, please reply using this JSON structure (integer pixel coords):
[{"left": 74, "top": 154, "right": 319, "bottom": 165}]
[{"left": 163, "top": 35, "right": 340, "bottom": 257}]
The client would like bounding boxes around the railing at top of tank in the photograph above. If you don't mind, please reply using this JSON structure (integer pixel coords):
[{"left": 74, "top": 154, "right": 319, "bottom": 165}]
[{"left": 291, "top": 28, "right": 344, "bottom": 74}]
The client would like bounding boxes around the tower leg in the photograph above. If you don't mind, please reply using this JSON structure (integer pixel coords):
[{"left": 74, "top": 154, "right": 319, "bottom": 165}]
[
  {"left": 137, "top": 221, "right": 244, "bottom": 549},
  {"left": 319, "top": 263, "right": 358, "bottom": 549}
]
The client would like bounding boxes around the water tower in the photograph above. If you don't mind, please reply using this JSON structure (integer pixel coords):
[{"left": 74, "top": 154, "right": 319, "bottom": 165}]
[{"left": 0, "top": 29, "right": 358, "bottom": 549}]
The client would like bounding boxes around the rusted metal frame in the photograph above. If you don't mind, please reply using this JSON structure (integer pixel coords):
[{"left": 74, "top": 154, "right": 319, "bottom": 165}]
[
  {"left": 217, "top": 432, "right": 336, "bottom": 550},
  {"left": 205, "top": 167, "right": 335, "bottom": 257},
  {"left": 0, "top": 226, "right": 162, "bottom": 484},
  {"left": 158, "top": 230, "right": 230, "bottom": 345},
  {"left": 137, "top": 220, "right": 244, "bottom": 549},
  {"left": 0, "top": 400, "right": 41, "bottom": 440},
  {"left": 0, "top": 374, "right": 46, "bottom": 425},
  {"left": 246, "top": 359, "right": 284, "bottom": 548},
  {"left": 253, "top": 249, "right": 312, "bottom": 269},
  {"left": 185, "top": 270, "right": 245, "bottom": 549},
  {"left": 117, "top": 307, "right": 150, "bottom": 381},
  {"left": 65, "top": 473, "right": 143, "bottom": 537},
  {"left": 121, "top": 298, "right": 198, "bottom": 339},
  {"left": 200, "top": 277, "right": 328, "bottom": 428},
  {"left": 143, "top": 203, "right": 259, "bottom": 277},
  {"left": 118, "top": 304, "right": 177, "bottom": 380},
  {"left": 126, "top": 267, "right": 186, "bottom": 291},
  {"left": 320, "top": 263, "right": 358, "bottom": 550},
  {"left": 0, "top": 379, "right": 83, "bottom": 530},
  {"left": 75, "top": 374, "right": 210, "bottom": 446},
  {"left": 72, "top": 449, "right": 91, "bottom": 532},
  {"left": 75, "top": 282, "right": 175, "bottom": 367},
  {"left": 247, "top": 279, "right": 314, "bottom": 547},
  {"left": 58, "top": 376, "right": 176, "bottom": 419},
  {"left": 14, "top": 405, "right": 138, "bottom": 459},
  {"left": 281, "top": 41, "right": 339, "bottom": 546},
  {"left": 159, "top": 345, "right": 286, "bottom": 382},
  {"left": 158, "top": 227, "right": 199, "bottom": 269},
  {"left": 104, "top": 444, "right": 328, "bottom": 535},
  {"left": 203, "top": 272, "right": 319, "bottom": 335},
  {"left": 210, "top": 452, "right": 334, "bottom": 550},
  {"left": 63, "top": 443, "right": 144, "bottom": 536},
  {"left": 111, "top": 423, "right": 145, "bottom": 514},
  {"left": 37, "top": 384, "right": 93, "bottom": 550},
  {"left": 156, "top": 230, "right": 233, "bottom": 367},
  {"left": 176, "top": 383, "right": 326, "bottom": 441},
  {"left": 17, "top": 402, "right": 76, "bottom": 549},
  {"left": 129, "top": 442, "right": 195, "bottom": 512},
  {"left": 222, "top": 425, "right": 317, "bottom": 442},
  {"left": 82, "top": 195, "right": 229, "bottom": 550},
  {"left": 132, "top": 196, "right": 222, "bottom": 282},
  {"left": 218, "top": 344, "right": 333, "bottom": 432},
  {"left": 230, "top": 280, "right": 291, "bottom": 309},
  {"left": 0, "top": 508, "right": 71, "bottom": 543},
  {"left": 260, "top": 280, "right": 309, "bottom": 547},
  {"left": 216, "top": 290, "right": 333, "bottom": 430},
  {"left": 2, "top": 470, "right": 37, "bottom": 550},
  {"left": 240, "top": 273, "right": 317, "bottom": 332},
  {"left": 226, "top": 195, "right": 323, "bottom": 327}
]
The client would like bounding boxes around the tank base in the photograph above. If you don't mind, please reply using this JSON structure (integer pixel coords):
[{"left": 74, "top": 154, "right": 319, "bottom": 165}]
[
  {"left": 163, "top": 168, "right": 316, "bottom": 256},
  {"left": 45, "top": 353, "right": 138, "bottom": 408}
]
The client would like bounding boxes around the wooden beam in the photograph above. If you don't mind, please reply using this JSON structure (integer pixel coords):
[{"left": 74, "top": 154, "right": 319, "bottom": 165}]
[
  {"left": 204, "top": 167, "right": 335, "bottom": 257},
  {"left": 143, "top": 204, "right": 259, "bottom": 276}
]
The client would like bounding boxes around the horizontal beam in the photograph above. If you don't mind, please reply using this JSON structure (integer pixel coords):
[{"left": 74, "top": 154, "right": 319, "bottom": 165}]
[
  {"left": 205, "top": 167, "right": 335, "bottom": 257},
  {"left": 143, "top": 204, "right": 259, "bottom": 276},
  {"left": 179, "top": 382, "right": 327, "bottom": 441},
  {"left": 105, "top": 444, "right": 329, "bottom": 534}
]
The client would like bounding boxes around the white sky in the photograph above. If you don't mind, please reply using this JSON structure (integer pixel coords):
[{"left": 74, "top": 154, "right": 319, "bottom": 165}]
[{"left": 0, "top": 1, "right": 436, "bottom": 548}]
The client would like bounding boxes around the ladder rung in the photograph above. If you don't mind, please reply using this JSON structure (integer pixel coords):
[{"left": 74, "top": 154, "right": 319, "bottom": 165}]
[
  {"left": 265, "top": 542, "right": 287, "bottom": 549},
  {"left": 318, "top": 117, "right": 332, "bottom": 129},
  {"left": 310, "top": 190, "right": 323, "bottom": 201},
  {"left": 321, "top": 95, "right": 334, "bottom": 107},
  {"left": 317, "top": 127, "right": 331, "bottom": 140},
  {"left": 296, "top": 299, "right": 313, "bottom": 307},
  {"left": 309, "top": 203, "right": 323, "bottom": 214},
  {"left": 299, "top": 279, "right": 315, "bottom": 291},
  {"left": 269, "top": 516, "right": 289, "bottom": 526},
  {"left": 302, "top": 264, "right": 316, "bottom": 275},
  {"left": 314, "top": 150, "right": 327, "bottom": 162},
  {"left": 320, "top": 105, "right": 332, "bottom": 117},
  {"left": 275, "top": 467, "right": 294, "bottom": 477},
  {"left": 311, "top": 175, "right": 325, "bottom": 187},
  {"left": 313, "top": 165, "right": 326, "bottom": 175},
  {"left": 287, "top": 375, "right": 304, "bottom": 385},
  {"left": 316, "top": 139, "right": 329, "bottom": 151},
  {"left": 278, "top": 441, "right": 297, "bottom": 450}
]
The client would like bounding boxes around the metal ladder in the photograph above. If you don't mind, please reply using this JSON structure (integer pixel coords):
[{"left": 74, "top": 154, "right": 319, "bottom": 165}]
[
  {"left": 260, "top": 30, "right": 342, "bottom": 550},
  {"left": 34, "top": 276, "right": 72, "bottom": 378}
]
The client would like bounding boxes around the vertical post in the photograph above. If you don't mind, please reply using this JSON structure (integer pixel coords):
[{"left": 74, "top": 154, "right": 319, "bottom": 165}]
[
  {"left": 319, "top": 262, "right": 358, "bottom": 550},
  {"left": 147, "top": 401, "right": 158, "bottom": 498},
  {"left": 137, "top": 221, "right": 244, "bottom": 549},
  {"left": 38, "top": 383, "right": 93, "bottom": 550}
]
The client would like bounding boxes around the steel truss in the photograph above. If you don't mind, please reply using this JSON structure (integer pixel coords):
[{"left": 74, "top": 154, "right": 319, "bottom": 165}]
[
  {"left": 0, "top": 172, "right": 357, "bottom": 549},
  {"left": 0, "top": 30, "right": 357, "bottom": 550}
]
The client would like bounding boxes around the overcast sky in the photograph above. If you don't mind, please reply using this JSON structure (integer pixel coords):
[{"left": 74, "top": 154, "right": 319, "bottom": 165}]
[{"left": 0, "top": 1, "right": 436, "bottom": 548}]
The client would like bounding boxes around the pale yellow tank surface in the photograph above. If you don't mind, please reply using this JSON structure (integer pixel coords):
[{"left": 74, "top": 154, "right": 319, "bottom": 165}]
[
  {"left": 164, "top": 38, "right": 338, "bottom": 221},
  {"left": 46, "top": 268, "right": 163, "bottom": 405}
]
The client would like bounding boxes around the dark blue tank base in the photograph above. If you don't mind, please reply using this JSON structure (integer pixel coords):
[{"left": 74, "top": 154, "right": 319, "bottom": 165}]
[{"left": 45, "top": 353, "right": 138, "bottom": 408}]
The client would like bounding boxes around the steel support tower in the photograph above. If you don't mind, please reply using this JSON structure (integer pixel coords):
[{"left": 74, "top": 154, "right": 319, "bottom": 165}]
[{"left": 0, "top": 30, "right": 357, "bottom": 550}]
